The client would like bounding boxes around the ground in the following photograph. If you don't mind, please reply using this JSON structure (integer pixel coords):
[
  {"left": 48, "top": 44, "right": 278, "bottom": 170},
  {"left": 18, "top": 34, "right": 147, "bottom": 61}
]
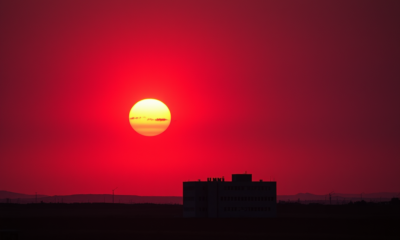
[{"left": 0, "top": 203, "right": 398, "bottom": 239}]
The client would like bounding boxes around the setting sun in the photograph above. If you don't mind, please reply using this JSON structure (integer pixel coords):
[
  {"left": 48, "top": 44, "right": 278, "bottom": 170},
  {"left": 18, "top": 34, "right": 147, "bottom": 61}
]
[{"left": 129, "top": 99, "right": 171, "bottom": 136}]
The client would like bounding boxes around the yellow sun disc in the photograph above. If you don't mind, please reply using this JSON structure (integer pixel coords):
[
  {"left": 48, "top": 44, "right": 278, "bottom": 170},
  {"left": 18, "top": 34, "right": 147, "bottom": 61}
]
[{"left": 129, "top": 99, "right": 171, "bottom": 136}]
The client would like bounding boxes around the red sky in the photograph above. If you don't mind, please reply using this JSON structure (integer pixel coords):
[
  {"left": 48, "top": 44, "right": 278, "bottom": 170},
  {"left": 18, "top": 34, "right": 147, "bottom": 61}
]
[{"left": 0, "top": 0, "right": 399, "bottom": 196}]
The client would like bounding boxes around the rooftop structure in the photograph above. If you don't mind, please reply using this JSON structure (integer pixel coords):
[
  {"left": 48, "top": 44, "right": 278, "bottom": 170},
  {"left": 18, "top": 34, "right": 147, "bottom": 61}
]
[{"left": 183, "top": 173, "right": 276, "bottom": 218}]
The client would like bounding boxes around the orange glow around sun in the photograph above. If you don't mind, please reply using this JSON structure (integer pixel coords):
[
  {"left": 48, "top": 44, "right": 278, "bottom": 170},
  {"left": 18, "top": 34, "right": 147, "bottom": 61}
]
[{"left": 129, "top": 99, "right": 171, "bottom": 136}]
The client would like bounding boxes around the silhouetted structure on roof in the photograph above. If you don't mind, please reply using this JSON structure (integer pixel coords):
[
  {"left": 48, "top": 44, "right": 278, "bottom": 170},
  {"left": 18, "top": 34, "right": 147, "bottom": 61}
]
[{"left": 183, "top": 173, "right": 276, "bottom": 218}]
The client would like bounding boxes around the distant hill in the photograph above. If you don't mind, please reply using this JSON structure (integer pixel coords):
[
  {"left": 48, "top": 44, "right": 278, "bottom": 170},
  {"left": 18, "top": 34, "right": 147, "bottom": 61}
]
[
  {"left": 1, "top": 191, "right": 398, "bottom": 204},
  {"left": 0, "top": 191, "right": 182, "bottom": 204},
  {"left": 277, "top": 192, "right": 400, "bottom": 203},
  {"left": 36, "top": 194, "right": 183, "bottom": 204},
  {"left": 0, "top": 191, "right": 47, "bottom": 199}
]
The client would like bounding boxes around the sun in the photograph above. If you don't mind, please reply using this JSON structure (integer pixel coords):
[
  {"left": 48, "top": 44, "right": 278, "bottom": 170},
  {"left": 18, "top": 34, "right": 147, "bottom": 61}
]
[{"left": 129, "top": 99, "right": 171, "bottom": 136}]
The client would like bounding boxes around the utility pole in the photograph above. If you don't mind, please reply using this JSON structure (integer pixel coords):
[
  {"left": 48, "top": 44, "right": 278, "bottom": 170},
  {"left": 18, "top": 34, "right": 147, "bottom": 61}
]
[
  {"left": 112, "top": 187, "right": 118, "bottom": 204},
  {"left": 329, "top": 191, "right": 334, "bottom": 205}
]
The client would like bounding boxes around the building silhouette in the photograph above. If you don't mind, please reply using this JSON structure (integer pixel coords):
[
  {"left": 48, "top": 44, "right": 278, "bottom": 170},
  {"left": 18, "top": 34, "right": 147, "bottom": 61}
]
[{"left": 183, "top": 173, "right": 276, "bottom": 218}]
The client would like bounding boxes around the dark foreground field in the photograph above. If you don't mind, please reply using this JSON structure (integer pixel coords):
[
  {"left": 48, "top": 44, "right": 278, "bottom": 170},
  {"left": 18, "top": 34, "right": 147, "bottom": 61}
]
[{"left": 1, "top": 203, "right": 399, "bottom": 239}]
